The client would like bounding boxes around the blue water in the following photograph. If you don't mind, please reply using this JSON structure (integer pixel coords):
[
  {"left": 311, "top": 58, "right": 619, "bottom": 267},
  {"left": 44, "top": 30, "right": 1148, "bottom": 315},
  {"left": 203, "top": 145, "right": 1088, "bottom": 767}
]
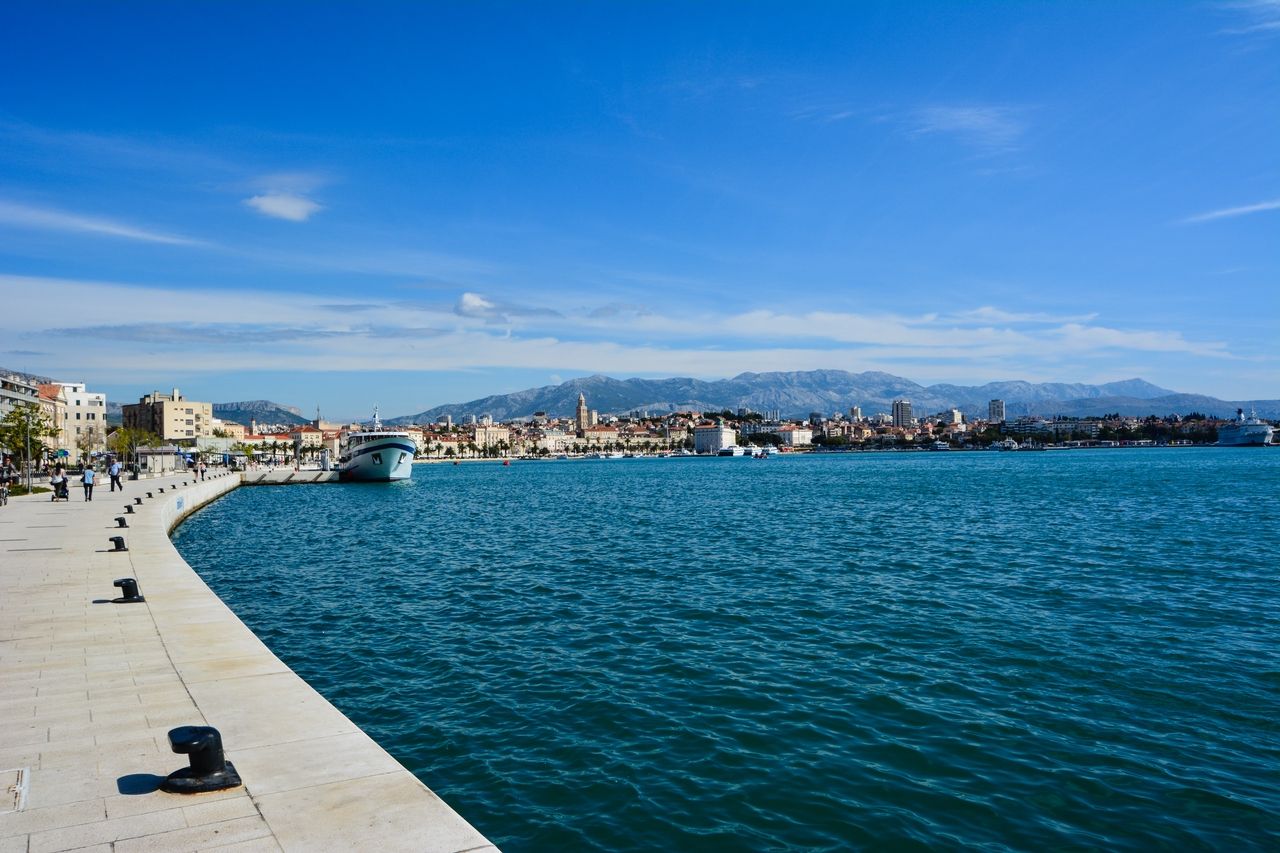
[{"left": 173, "top": 449, "right": 1280, "bottom": 851}]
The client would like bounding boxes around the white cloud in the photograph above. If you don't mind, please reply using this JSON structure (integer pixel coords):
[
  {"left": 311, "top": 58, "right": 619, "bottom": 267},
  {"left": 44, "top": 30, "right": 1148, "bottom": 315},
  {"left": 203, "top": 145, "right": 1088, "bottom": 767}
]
[
  {"left": 1, "top": 274, "right": 1237, "bottom": 398},
  {"left": 0, "top": 200, "right": 203, "bottom": 245},
  {"left": 911, "top": 105, "right": 1027, "bottom": 152},
  {"left": 243, "top": 193, "right": 323, "bottom": 222},
  {"left": 1220, "top": 0, "right": 1280, "bottom": 34},
  {"left": 1182, "top": 197, "right": 1280, "bottom": 224}
]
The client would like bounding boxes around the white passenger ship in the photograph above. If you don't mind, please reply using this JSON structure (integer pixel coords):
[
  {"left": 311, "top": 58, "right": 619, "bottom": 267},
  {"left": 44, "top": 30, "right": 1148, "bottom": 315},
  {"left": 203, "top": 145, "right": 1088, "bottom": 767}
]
[
  {"left": 339, "top": 408, "right": 417, "bottom": 481},
  {"left": 1217, "top": 409, "right": 1274, "bottom": 447}
]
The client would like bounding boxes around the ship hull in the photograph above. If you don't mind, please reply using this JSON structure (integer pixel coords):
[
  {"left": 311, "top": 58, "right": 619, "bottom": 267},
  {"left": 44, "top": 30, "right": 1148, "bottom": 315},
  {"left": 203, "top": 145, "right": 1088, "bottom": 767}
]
[
  {"left": 1217, "top": 425, "right": 1274, "bottom": 447},
  {"left": 339, "top": 435, "right": 416, "bottom": 481}
]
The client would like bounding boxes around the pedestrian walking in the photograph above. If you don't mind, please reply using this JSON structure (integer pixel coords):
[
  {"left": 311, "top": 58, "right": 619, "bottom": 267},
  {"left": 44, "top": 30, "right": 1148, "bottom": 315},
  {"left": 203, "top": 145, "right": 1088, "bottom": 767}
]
[
  {"left": 81, "top": 464, "right": 95, "bottom": 501},
  {"left": 109, "top": 458, "right": 123, "bottom": 492},
  {"left": 199, "top": 460, "right": 207, "bottom": 481}
]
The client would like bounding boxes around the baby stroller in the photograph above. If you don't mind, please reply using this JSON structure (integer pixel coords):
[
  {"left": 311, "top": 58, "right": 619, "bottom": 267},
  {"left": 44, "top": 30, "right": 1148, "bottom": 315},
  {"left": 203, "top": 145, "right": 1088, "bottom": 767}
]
[{"left": 50, "top": 477, "right": 70, "bottom": 502}]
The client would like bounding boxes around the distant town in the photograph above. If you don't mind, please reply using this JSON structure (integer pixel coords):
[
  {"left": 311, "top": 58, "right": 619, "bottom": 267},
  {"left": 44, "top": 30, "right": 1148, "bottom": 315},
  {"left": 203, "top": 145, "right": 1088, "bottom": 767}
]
[{"left": 2, "top": 370, "right": 1273, "bottom": 477}]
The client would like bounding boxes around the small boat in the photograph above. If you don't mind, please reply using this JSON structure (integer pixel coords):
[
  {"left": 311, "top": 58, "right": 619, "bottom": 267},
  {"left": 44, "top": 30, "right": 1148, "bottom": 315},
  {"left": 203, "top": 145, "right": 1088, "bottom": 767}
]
[
  {"left": 717, "top": 445, "right": 748, "bottom": 457},
  {"left": 338, "top": 407, "right": 417, "bottom": 482}
]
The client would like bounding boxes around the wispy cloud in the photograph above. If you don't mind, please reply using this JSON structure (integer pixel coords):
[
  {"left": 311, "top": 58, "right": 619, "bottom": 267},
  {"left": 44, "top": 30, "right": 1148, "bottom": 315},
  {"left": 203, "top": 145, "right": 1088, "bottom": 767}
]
[
  {"left": 1182, "top": 197, "right": 1280, "bottom": 223},
  {"left": 950, "top": 307, "right": 1099, "bottom": 325},
  {"left": 2, "top": 275, "right": 1236, "bottom": 394},
  {"left": 0, "top": 200, "right": 204, "bottom": 245},
  {"left": 910, "top": 105, "right": 1028, "bottom": 153},
  {"left": 454, "top": 292, "right": 561, "bottom": 323},
  {"left": 1219, "top": 0, "right": 1280, "bottom": 34}
]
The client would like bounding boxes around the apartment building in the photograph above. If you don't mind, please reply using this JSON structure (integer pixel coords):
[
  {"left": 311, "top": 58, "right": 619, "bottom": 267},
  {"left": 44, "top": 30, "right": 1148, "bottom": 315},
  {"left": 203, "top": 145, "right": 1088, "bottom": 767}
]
[{"left": 122, "top": 388, "right": 214, "bottom": 441}]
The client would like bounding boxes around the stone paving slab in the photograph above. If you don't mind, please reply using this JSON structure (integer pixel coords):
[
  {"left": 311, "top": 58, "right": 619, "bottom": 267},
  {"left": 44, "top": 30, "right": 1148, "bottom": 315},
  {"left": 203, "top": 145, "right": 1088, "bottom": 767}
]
[{"left": 0, "top": 472, "right": 496, "bottom": 852}]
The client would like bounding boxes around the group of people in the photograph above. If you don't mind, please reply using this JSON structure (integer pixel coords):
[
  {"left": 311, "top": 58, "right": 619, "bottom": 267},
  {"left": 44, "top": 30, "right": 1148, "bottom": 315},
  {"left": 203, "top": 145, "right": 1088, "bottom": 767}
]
[
  {"left": 46, "top": 458, "right": 126, "bottom": 502},
  {"left": 0, "top": 455, "right": 210, "bottom": 504}
]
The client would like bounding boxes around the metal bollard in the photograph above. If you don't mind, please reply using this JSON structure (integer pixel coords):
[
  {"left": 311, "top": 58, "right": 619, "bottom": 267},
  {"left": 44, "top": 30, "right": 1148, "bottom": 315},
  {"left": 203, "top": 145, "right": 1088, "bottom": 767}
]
[
  {"left": 161, "top": 726, "right": 242, "bottom": 793},
  {"left": 146, "top": 491, "right": 153, "bottom": 498},
  {"left": 111, "top": 577, "right": 145, "bottom": 603},
  {"left": 135, "top": 497, "right": 143, "bottom": 505},
  {"left": 108, "top": 536, "right": 127, "bottom": 552},
  {"left": 124, "top": 505, "right": 135, "bottom": 514},
  {"left": 114, "top": 516, "right": 128, "bottom": 528}
]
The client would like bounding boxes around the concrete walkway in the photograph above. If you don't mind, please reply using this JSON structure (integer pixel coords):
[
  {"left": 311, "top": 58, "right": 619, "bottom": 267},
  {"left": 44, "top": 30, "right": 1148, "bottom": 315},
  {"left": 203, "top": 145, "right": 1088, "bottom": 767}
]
[{"left": 0, "top": 472, "right": 496, "bottom": 852}]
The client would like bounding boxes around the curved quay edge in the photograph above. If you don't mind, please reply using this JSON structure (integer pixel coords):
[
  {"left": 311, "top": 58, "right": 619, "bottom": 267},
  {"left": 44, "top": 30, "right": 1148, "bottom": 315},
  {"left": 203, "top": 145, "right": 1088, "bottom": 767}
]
[{"left": 0, "top": 471, "right": 498, "bottom": 853}]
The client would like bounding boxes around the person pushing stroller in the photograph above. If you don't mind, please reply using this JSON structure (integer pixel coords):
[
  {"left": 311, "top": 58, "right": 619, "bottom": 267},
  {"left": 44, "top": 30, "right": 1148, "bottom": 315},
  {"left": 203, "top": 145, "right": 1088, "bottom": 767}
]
[{"left": 49, "top": 465, "right": 70, "bottom": 502}]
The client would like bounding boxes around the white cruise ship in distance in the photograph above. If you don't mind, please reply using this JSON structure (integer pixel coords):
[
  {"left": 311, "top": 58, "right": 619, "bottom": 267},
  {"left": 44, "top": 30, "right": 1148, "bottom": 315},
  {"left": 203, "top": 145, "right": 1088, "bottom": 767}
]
[
  {"left": 1217, "top": 409, "right": 1274, "bottom": 447},
  {"left": 339, "top": 407, "right": 417, "bottom": 481}
]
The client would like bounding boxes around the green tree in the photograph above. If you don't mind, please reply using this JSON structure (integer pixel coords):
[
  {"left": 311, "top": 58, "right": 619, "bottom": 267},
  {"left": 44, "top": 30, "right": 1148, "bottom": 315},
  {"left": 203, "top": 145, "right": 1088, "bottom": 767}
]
[
  {"left": 0, "top": 403, "right": 59, "bottom": 463},
  {"left": 108, "top": 426, "right": 162, "bottom": 466}
]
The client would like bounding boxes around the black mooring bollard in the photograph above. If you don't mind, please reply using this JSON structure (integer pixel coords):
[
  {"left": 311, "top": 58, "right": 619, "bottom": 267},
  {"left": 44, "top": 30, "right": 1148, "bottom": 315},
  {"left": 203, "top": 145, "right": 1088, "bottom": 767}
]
[
  {"left": 115, "top": 516, "right": 128, "bottom": 528},
  {"left": 108, "top": 536, "right": 127, "bottom": 552},
  {"left": 134, "top": 497, "right": 143, "bottom": 505},
  {"left": 111, "top": 577, "right": 145, "bottom": 603},
  {"left": 162, "top": 726, "right": 241, "bottom": 793},
  {"left": 124, "top": 505, "right": 135, "bottom": 514},
  {"left": 158, "top": 487, "right": 165, "bottom": 493},
  {"left": 146, "top": 491, "right": 153, "bottom": 498}
]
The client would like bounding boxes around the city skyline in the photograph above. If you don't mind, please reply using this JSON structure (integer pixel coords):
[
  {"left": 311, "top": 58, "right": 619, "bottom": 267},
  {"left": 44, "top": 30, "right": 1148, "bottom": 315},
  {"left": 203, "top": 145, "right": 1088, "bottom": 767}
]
[{"left": 2, "top": 2, "right": 1277, "bottom": 419}]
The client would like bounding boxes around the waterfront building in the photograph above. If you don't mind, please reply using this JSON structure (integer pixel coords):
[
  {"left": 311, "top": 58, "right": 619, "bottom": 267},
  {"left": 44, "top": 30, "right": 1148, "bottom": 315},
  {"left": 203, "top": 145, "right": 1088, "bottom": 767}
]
[
  {"left": 0, "top": 373, "right": 40, "bottom": 421},
  {"left": 575, "top": 393, "right": 590, "bottom": 434},
  {"left": 849, "top": 406, "right": 862, "bottom": 421},
  {"left": 212, "top": 419, "right": 247, "bottom": 439},
  {"left": 473, "top": 424, "right": 511, "bottom": 454},
  {"left": 36, "top": 384, "right": 68, "bottom": 457},
  {"left": 39, "top": 381, "right": 107, "bottom": 461},
  {"left": 693, "top": 423, "right": 736, "bottom": 454},
  {"left": 989, "top": 399, "right": 1006, "bottom": 423},
  {"left": 288, "top": 425, "right": 326, "bottom": 449},
  {"left": 892, "top": 399, "right": 914, "bottom": 428},
  {"left": 581, "top": 424, "right": 619, "bottom": 447},
  {"left": 122, "top": 388, "right": 214, "bottom": 442},
  {"left": 777, "top": 426, "right": 813, "bottom": 447}
]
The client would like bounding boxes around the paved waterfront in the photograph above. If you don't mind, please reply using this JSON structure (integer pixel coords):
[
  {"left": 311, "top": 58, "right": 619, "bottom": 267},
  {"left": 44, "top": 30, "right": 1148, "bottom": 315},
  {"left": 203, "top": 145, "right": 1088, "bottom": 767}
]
[{"left": 0, "top": 472, "right": 495, "bottom": 852}]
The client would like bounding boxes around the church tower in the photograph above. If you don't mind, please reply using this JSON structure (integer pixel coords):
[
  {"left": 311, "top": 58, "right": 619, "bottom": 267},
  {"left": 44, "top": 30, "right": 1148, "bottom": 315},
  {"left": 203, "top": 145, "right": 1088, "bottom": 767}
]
[{"left": 575, "top": 392, "right": 589, "bottom": 435}]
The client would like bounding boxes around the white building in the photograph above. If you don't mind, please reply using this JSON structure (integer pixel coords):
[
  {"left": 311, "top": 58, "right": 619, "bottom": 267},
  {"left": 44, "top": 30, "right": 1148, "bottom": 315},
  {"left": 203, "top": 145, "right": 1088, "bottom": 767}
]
[
  {"left": 0, "top": 374, "right": 40, "bottom": 421},
  {"left": 776, "top": 426, "right": 813, "bottom": 447},
  {"left": 892, "top": 399, "right": 914, "bottom": 428},
  {"left": 58, "top": 382, "right": 108, "bottom": 458},
  {"left": 693, "top": 423, "right": 736, "bottom": 454}
]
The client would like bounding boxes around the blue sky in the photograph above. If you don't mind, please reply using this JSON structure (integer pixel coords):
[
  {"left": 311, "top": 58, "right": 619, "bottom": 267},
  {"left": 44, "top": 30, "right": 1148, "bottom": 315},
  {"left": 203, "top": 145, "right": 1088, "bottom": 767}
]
[{"left": 1, "top": 1, "right": 1277, "bottom": 418}]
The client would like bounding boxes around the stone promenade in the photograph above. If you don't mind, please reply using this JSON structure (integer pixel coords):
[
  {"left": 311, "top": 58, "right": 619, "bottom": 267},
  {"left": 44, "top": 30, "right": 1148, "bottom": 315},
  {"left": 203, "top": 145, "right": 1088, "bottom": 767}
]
[{"left": 0, "top": 471, "right": 496, "bottom": 852}]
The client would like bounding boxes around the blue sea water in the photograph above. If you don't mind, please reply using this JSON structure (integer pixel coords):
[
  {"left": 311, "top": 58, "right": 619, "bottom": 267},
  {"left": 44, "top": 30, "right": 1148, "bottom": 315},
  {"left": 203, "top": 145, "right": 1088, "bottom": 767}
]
[{"left": 172, "top": 449, "right": 1280, "bottom": 851}]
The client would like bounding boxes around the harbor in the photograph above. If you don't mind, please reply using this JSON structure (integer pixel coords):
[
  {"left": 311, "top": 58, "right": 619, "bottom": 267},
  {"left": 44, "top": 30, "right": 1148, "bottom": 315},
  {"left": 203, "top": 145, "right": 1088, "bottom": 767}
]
[{"left": 0, "top": 472, "right": 494, "bottom": 852}]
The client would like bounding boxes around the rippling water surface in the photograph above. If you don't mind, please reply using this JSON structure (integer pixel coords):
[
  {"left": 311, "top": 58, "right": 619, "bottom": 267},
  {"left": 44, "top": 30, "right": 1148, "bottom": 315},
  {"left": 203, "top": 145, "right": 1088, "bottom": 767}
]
[{"left": 173, "top": 449, "right": 1280, "bottom": 851}]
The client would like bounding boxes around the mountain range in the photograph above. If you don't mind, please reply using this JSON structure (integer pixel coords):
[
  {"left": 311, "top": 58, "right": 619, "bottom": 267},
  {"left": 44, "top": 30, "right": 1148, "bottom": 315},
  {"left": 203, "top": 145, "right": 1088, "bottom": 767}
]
[
  {"left": 211, "top": 400, "right": 309, "bottom": 428},
  {"left": 387, "top": 371, "right": 1280, "bottom": 422}
]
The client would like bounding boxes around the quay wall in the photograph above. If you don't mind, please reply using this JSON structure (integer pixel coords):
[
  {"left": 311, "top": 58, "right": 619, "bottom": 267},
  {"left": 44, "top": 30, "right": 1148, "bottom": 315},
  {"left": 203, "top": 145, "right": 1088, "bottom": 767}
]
[
  {"left": 0, "top": 471, "right": 496, "bottom": 852},
  {"left": 144, "top": 474, "right": 497, "bottom": 851}
]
